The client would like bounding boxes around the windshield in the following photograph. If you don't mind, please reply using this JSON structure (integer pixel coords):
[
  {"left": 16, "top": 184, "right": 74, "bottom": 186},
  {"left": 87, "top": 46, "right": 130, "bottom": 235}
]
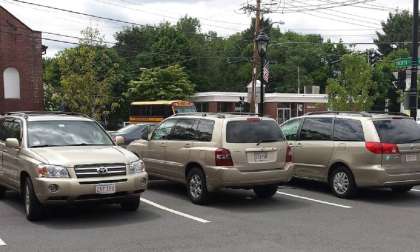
[
  {"left": 116, "top": 124, "right": 145, "bottom": 134},
  {"left": 373, "top": 118, "right": 420, "bottom": 144},
  {"left": 226, "top": 119, "right": 285, "bottom": 143},
  {"left": 28, "top": 120, "right": 114, "bottom": 148},
  {"left": 174, "top": 106, "right": 196, "bottom": 114}
]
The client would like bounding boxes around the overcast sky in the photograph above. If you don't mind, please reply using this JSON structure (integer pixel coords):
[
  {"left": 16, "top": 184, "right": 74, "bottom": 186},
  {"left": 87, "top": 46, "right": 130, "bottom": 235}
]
[{"left": 0, "top": 0, "right": 413, "bottom": 57}]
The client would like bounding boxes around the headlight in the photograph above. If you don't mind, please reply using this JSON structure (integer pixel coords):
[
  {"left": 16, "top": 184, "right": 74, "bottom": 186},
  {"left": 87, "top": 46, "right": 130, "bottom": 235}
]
[
  {"left": 128, "top": 160, "right": 145, "bottom": 174},
  {"left": 37, "top": 164, "right": 69, "bottom": 178}
]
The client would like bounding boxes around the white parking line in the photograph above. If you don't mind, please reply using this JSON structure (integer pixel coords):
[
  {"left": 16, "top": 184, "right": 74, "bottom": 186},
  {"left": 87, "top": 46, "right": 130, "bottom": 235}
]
[
  {"left": 277, "top": 191, "right": 353, "bottom": 209},
  {"left": 141, "top": 198, "right": 211, "bottom": 223},
  {"left": 0, "top": 237, "right": 6, "bottom": 246},
  {"left": 411, "top": 189, "right": 420, "bottom": 192}
]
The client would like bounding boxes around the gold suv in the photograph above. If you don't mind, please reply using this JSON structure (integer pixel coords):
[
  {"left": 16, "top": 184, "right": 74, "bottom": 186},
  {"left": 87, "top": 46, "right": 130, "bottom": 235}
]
[
  {"left": 280, "top": 111, "right": 420, "bottom": 198},
  {"left": 0, "top": 112, "right": 148, "bottom": 221},
  {"left": 128, "top": 113, "right": 293, "bottom": 204}
]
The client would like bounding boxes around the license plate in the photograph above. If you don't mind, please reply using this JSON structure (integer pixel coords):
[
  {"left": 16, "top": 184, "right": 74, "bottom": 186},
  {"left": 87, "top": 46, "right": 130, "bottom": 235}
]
[
  {"left": 96, "top": 183, "right": 116, "bottom": 194},
  {"left": 255, "top": 152, "right": 268, "bottom": 162},
  {"left": 406, "top": 154, "right": 417, "bottom": 162}
]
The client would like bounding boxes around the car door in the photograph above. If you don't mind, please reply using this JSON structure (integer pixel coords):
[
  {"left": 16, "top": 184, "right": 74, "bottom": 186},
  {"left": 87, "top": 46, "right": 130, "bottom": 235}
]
[
  {"left": 164, "top": 118, "right": 196, "bottom": 180},
  {"left": 143, "top": 119, "right": 177, "bottom": 176},
  {"left": 2, "top": 119, "right": 23, "bottom": 189},
  {"left": 294, "top": 117, "right": 334, "bottom": 180}
]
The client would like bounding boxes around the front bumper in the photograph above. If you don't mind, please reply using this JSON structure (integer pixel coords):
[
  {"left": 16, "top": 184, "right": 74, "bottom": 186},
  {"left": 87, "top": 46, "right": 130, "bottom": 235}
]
[
  {"left": 205, "top": 163, "right": 294, "bottom": 191},
  {"left": 33, "top": 172, "right": 148, "bottom": 204},
  {"left": 354, "top": 167, "right": 420, "bottom": 187}
]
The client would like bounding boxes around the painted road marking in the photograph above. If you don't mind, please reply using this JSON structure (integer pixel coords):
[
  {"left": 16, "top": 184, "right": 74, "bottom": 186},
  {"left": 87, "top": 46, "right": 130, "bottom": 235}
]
[
  {"left": 141, "top": 198, "right": 211, "bottom": 223},
  {"left": 411, "top": 189, "right": 420, "bottom": 192},
  {"left": 277, "top": 191, "right": 352, "bottom": 209},
  {"left": 0, "top": 237, "right": 6, "bottom": 246}
]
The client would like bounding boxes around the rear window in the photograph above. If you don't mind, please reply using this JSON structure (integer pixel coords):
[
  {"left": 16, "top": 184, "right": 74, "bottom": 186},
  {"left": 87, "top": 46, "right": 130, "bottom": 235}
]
[
  {"left": 226, "top": 119, "right": 284, "bottom": 143},
  {"left": 373, "top": 118, "right": 420, "bottom": 144}
]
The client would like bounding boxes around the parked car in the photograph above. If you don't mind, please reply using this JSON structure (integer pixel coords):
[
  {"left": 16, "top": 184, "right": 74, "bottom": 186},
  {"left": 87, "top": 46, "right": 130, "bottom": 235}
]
[
  {"left": 280, "top": 111, "right": 420, "bottom": 198},
  {"left": 109, "top": 123, "right": 156, "bottom": 146},
  {"left": 128, "top": 113, "right": 294, "bottom": 204},
  {"left": 0, "top": 112, "right": 148, "bottom": 221}
]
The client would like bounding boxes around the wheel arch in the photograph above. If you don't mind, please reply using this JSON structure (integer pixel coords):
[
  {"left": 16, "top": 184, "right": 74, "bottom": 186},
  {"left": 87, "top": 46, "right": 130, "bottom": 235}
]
[
  {"left": 184, "top": 162, "right": 204, "bottom": 179},
  {"left": 327, "top": 161, "right": 356, "bottom": 184}
]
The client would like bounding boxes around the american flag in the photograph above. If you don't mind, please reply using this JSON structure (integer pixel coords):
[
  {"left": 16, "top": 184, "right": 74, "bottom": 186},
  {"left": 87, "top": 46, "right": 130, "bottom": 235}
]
[{"left": 263, "top": 61, "right": 269, "bottom": 83}]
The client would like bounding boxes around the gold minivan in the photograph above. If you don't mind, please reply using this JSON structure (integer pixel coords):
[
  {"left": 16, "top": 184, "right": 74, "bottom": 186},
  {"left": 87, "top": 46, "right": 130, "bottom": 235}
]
[
  {"left": 128, "top": 113, "right": 294, "bottom": 204},
  {"left": 280, "top": 112, "right": 420, "bottom": 198},
  {"left": 0, "top": 112, "right": 148, "bottom": 221}
]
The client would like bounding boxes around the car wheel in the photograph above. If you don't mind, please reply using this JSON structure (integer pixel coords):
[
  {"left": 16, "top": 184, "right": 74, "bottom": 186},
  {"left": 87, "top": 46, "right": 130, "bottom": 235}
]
[
  {"left": 391, "top": 185, "right": 413, "bottom": 193},
  {"left": 253, "top": 185, "right": 278, "bottom": 198},
  {"left": 187, "top": 168, "right": 209, "bottom": 205},
  {"left": 24, "top": 177, "right": 45, "bottom": 221},
  {"left": 120, "top": 198, "right": 140, "bottom": 211},
  {"left": 0, "top": 185, "right": 6, "bottom": 199},
  {"left": 329, "top": 166, "right": 357, "bottom": 199}
]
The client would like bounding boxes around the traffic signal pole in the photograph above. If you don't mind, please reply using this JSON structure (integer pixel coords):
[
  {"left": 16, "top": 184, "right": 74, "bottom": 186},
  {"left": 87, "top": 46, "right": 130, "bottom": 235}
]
[{"left": 410, "top": 0, "right": 419, "bottom": 119}]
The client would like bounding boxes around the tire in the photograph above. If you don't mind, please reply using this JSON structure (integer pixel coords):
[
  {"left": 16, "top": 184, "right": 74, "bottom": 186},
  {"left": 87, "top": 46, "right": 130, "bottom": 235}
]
[
  {"left": 391, "top": 185, "right": 413, "bottom": 193},
  {"left": 186, "top": 168, "right": 209, "bottom": 205},
  {"left": 254, "top": 185, "right": 278, "bottom": 198},
  {"left": 23, "top": 177, "right": 45, "bottom": 221},
  {"left": 120, "top": 198, "right": 140, "bottom": 211},
  {"left": 0, "top": 185, "right": 6, "bottom": 199},
  {"left": 329, "top": 166, "right": 357, "bottom": 199}
]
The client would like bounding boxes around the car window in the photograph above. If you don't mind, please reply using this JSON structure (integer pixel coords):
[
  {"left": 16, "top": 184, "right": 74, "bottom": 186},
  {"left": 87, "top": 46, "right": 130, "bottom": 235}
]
[
  {"left": 169, "top": 119, "right": 196, "bottom": 141},
  {"left": 226, "top": 119, "right": 285, "bottom": 143},
  {"left": 195, "top": 119, "right": 215, "bottom": 142},
  {"left": 0, "top": 119, "right": 5, "bottom": 141},
  {"left": 151, "top": 119, "right": 177, "bottom": 140},
  {"left": 0, "top": 119, "right": 22, "bottom": 143},
  {"left": 281, "top": 118, "right": 302, "bottom": 141},
  {"left": 333, "top": 118, "right": 364, "bottom": 141},
  {"left": 300, "top": 117, "right": 333, "bottom": 141},
  {"left": 373, "top": 118, "right": 420, "bottom": 144}
]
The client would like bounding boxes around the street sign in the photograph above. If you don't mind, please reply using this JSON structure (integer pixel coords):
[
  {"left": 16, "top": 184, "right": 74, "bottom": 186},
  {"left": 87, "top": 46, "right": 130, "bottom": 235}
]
[{"left": 395, "top": 57, "right": 420, "bottom": 68}]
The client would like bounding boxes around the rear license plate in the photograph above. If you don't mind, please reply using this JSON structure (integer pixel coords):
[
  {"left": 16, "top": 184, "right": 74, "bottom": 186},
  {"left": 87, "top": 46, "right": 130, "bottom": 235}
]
[
  {"left": 96, "top": 183, "right": 116, "bottom": 194},
  {"left": 406, "top": 154, "right": 417, "bottom": 162},
  {"left": 255, "top": 152, "right": 268, "bottom": 162}
]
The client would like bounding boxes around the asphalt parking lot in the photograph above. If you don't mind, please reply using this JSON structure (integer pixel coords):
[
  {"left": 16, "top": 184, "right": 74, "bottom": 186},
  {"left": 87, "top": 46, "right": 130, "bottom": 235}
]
[{"left": 1, "top": 179, "right": 420, "bottom": 252}]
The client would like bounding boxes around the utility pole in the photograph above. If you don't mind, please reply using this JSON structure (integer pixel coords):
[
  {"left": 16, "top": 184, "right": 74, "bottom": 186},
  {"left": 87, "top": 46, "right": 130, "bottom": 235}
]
[
  {"left": 410, "top": 0, "right": 419, "bottom": 119},
  {"left": 250, "top": 0, "right": 261, "bottom": 113}
]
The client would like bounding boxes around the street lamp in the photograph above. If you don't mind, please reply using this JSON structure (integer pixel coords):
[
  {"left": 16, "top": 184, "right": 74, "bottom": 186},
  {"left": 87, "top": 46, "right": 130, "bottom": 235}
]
[{"left": 256, "top": 32, "right": 270, "bottom": 116}]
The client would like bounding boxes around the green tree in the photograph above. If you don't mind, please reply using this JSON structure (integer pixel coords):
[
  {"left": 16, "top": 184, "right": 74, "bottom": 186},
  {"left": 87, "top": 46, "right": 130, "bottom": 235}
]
[
  {"left": 43, "top": 57, "right": 62, "bottom": 111},
  {"left": 327, "top": 54, "right": 377, "bottom": 111},
  {"left": 125, "top": 64, "right": 195, "bottom": 101}
]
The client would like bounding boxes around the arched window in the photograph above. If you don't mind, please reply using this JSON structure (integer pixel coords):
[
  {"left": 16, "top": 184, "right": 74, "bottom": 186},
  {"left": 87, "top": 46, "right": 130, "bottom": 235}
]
[{"left": 3, "top": 67, "right": 20, "bottom": 99}]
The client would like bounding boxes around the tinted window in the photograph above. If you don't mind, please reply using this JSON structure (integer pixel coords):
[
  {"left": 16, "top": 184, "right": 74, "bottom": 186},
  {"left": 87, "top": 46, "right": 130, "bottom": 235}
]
[
  {"left": 196, "top": 119, "right": 214, "bottom": 142},
  {"left": 333, "top": 118, "right": 364, "bottom": 141},
  {"left": 0, "top": 119, "right": 5, "bottom": 141},
  {"left": 0, "top": 119, "right": 21, "bottom": 142},
  {"left": 226, "top": 119, "right": 284, "bottom": 143},
  {"left": 281, "top": 119, "right": 302, "bottom": 141},
  {"left": 373, "top": 118, "right": 420, "bottom": 144},
  {"left": 170, "top": 119, "right": 196, "bottom": 140},
  {"left": 300, "top": 118, "right": 333, "bottom": 141},
  {"left": 151, "top": 119, "right": 177, "bottom": 140}
]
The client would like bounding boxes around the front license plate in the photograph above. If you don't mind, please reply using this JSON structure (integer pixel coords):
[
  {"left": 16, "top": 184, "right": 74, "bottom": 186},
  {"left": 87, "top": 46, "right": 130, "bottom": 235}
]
[
  {"left": 406, "top": 154, "right": 417, "bottom": 162},
  {"left": 255, "top": 152, "right": 268, "bottom": 162},
  {"left": 96, "top": 183, "right": 116, "bottom": 194}
]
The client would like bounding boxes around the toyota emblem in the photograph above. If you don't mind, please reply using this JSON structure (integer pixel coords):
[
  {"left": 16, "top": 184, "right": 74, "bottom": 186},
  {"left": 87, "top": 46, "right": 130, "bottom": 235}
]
[{"left": 97, "top": 167, "right": 108, "bottom": 175}]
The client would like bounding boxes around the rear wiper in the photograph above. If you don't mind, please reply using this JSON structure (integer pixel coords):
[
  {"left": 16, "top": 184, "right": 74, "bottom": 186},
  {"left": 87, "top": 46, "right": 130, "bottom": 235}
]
[
  {"left": 407, "top": 138, "right": 420, "bottom": 143},
  {"left": 256, "top": 139, "right": 278, "bottom": 145}
]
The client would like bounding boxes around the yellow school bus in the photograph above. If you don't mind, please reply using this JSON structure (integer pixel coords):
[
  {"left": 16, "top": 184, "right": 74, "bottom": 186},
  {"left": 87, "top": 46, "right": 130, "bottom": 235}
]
[{"left": 129, "top": 100, "right": 196, "bottom": 124}]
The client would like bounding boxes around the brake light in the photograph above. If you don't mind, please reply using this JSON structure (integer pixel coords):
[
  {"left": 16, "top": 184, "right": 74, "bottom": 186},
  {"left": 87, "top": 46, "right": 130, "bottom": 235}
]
[
  {"left": 365, "top": 142, "right": 399, "bottom": 154},
  {"left": 286, "top": 145, "right": 293, "bottom": 163},
  {"left": 247, "top": 117, "right": 261, "bottom": 122},
  {"left": 215, "top": 148, "right": 234, "bottom": 166}
]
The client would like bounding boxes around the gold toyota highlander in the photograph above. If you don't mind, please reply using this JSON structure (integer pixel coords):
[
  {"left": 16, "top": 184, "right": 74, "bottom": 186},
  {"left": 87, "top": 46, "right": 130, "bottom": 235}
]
[
  {"left": 0, "top": 112, "right": 148, "bottom": 221},
  {"left": 128, "top": 113, "right": 294, "bottom": 204}
]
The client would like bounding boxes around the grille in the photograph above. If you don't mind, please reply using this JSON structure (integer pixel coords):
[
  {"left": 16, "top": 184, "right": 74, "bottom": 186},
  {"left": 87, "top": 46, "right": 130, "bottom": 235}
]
[{"left": 74, "top": 163, "right": 127, "bottom": 178}]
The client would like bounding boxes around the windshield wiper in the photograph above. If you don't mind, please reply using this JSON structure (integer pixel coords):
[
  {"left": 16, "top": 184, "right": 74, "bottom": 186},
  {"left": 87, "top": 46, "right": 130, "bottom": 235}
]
[{"left": 30, "top": 144, "right": 60, "bottom": 148}]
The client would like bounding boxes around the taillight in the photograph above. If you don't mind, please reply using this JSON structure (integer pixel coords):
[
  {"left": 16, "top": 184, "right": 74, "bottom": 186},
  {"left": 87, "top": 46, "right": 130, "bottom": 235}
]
[
  {"left": 215, "top": 148, "right": 234, "bottom": 166},
  {"left": 286, "top": 145, "right": 293, "bottom": 163},
  {"left": 365, "top": 142, "right": 399, "bottom": 154}
]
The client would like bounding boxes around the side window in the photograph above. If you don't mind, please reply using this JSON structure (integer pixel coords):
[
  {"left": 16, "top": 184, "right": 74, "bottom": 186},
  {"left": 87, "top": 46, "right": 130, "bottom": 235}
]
[
  {"left": 333, "top": 118, "right": 364, "bottom": 141},
  {"left": 0, "top": 119, "right": 5, "bottom": 141},
  {"left": 151, "top": 119, "right": 177, "bottom": 140},
  {"left": 0, "top": 119, "right": 22, "bottom": 143},
  {"left": 300, "top": 117, "right": 333, "bottom": 141},
  {"left": 170, "top": 119, "right": 196, "bottom": 141},
  {"left": 195, "top": 119, "right": 215, "bottom": 142},
  {"left": 280, "top": 119, "right": 302, "bottom": 141}
]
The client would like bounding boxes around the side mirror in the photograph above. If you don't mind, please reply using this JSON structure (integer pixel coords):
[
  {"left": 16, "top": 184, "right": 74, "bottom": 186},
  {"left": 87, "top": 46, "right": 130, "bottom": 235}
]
[
  {"left": 6, "top": 138, "right": 20, "bottom": 149},
  {"left": 115, "top": 136, "right": 125, "bottom": 146}
]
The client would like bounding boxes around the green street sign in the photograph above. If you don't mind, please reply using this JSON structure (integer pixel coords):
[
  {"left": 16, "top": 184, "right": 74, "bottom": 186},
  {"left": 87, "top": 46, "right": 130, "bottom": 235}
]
[{"left": 395, "top": 57, "right": 420, "bottom": 68}]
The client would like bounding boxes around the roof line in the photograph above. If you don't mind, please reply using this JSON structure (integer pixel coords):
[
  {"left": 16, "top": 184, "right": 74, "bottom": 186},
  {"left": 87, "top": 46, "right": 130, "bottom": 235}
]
[{"left": 0, "top": 5, "right": 40, "bottom": 33}]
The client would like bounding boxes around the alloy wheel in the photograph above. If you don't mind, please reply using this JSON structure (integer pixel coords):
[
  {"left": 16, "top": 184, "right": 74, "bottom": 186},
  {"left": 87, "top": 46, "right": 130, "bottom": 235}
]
[
  {"left": 189, "top": 174, "right": 203, "bottom": 199},
  {"left": 333, "top": 172, "right": 350, "bottom": 195}
]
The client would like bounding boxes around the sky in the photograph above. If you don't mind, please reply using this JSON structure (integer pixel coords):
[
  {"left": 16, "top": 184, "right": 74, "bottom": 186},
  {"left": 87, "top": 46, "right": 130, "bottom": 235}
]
[{"left": 0, "top": 0, "right": 413, "bottom": 57}]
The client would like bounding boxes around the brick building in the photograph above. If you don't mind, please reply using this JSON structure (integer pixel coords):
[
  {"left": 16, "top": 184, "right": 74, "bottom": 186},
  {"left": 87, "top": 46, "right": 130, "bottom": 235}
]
[{"left": 0, "top": 6, "right": 44, "bottom": 113}]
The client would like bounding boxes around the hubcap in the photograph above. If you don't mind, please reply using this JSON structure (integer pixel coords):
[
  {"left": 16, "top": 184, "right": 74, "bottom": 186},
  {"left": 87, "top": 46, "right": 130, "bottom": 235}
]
[
  {"left": 25, "top": 184, "right": 30, "bottom": 214},
  {"left": 189, "top": 175, "right": 202, "bottom": 199},
  {"left": 333, "top": 172, "right": 350, "bottom": 195}
]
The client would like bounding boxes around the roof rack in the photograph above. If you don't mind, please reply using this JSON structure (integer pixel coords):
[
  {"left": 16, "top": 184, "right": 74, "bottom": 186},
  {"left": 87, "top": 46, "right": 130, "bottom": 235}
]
[
  {"left": 3, "top": 111, "right": 88, "bottom": 119},
  {"left": 305, "top": 111, "right": 371, "bottom": 117},
  {"left": 173, "top": 112, "right": 259, "bottom": 119},
  {"left": 364, "top": 111, "right": 409, "bottom": 117}
]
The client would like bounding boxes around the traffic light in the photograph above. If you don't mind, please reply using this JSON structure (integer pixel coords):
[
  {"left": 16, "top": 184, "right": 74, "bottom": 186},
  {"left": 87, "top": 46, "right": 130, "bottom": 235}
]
[{"left": 397, "top": 70, "right": 406, "bottom": 90}]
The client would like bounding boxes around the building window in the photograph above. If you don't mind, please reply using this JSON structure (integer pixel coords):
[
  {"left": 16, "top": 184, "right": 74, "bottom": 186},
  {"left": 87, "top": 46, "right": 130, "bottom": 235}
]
[
  {"left": 217, "top": 102, "right": 230, "bottom": 112},
  {"left": 3, "top": 67, "right": 20, "bottom": 99},
  {"left": 195, "top": 102, "right": 209, "bottom": 112}
]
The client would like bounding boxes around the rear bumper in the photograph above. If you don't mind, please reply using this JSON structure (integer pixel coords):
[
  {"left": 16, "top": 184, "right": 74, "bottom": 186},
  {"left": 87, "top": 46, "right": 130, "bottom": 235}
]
[
  {"left": 354, "top": 167, "right": 420, "bottom": 187},
  {"left": 33, "top": 172, "right": 148, "bottom": 204},
  {"left": 205, "top": 163, "right": 294, "bottom": 191}
]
